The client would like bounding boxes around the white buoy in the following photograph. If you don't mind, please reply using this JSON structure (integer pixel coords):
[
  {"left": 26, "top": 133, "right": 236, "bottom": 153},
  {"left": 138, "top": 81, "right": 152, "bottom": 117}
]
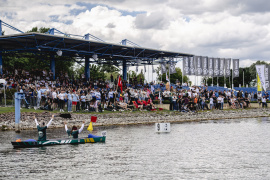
[
  {"left": 155, "top": 123, "right": 170, "bottom": 133},
  {"left": 101, "top": 131, "right": 107, "bottom": 137}
]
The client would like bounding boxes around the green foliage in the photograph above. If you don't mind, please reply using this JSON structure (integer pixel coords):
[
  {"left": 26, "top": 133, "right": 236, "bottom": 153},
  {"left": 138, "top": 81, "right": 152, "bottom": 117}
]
[
  {"left": 206, "top": 60, "right": 270, "bottom": 87},
  {"left": 27, "top": 27, "right": 50, "bottom": 33},
  {"left": 156, "top": 66, "right": 188, "bottom": 83},
  {"left": 127, "top": 71, "right": 145, "bottom": 83}
]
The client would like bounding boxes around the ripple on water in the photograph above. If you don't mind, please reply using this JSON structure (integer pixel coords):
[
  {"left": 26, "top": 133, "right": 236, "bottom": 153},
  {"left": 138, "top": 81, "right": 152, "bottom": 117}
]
[{"left": 0, "top": 117, "right": 270, "bottom": 179}]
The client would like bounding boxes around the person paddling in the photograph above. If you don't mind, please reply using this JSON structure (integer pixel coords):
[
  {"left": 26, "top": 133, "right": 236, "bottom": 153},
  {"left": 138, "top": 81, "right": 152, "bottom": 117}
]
[
  {"left": 33, "top": 115, "right": 54, "bottom": 141},
  {"left": 64, "top": 121, "right": 85, "bottom": 138}
]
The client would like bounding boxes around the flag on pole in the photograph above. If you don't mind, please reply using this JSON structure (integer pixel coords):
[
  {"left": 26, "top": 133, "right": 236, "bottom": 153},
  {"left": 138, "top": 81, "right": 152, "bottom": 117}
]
[
  {"left": 118, "top": 76, "right": 123, "bottom": 92},
  {"left": 257, "top": 73, "right": 262, "bottom": 91},
  {"left": 151, "top": 85, "right": 155, "bottom": 92},
  {"left": 87, "top": 122, "right": 93, "bottom": 132},
  {"left": 87, "top": 116, "right": 97, "bottom": 132},
  {"left": 91, "top": 116, "right": 97, "bottom": 122},
  {"left": 166, "top": 72, "right": 170, "bottom": 82},
  {"left": 256, "top": 65, "right": 266, "bottom": 91}
]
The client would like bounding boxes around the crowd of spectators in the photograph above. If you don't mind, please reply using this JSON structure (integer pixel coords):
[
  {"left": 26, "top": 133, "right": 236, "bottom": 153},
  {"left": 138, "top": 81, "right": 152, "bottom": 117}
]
[{"left": 0, "top": 68, "right": 269, "bottom": 113}]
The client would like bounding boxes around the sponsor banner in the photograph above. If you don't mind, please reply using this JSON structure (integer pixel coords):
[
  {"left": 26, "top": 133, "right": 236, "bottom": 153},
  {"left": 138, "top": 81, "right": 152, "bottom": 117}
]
[
  {"left": 170, "top": 62, "right": 176, "bottom": 74},
  {"left": 257, "top": 73, "right": 262, "bottom": 91},
  {"left": 189, "top": 56, "right": 196, "bottom": 75},
  {"left": 202, "top": 56, "right": 208, "bottom": 76},
  {"left": 265, "top": 65, "right": 270, "bottom": 90},
  {"left": 208, "top": 58, "right": 214, "bottom": 77},
  {"left": 225, "top": 58, "right": 231, "bottom": 77},
  {"left": 256, "top": 65, "right": 266, "bottom": 91},
  {"left": 195, "top": 56, "right": 202, "bottom": 76},
  {"left": 219, "top": 58, "right": 225, "bottom": 77},
  {"left": 214, "top": 58, "right": 220, "bottom": 77},
  {"left": 232, "top": 59, "right": 239, "bottom": 77},
  {"left": 161, "top": 63, "right": 166, "bottom": 74},
  {"left": 183, "top": 57, "right": 190, "bottom": 76}
]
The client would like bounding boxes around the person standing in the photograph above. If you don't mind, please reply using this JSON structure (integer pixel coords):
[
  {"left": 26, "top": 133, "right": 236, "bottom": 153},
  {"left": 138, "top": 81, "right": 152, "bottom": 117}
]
[
  {"left": 58, "top": 90, "right": 65, "bottom": 112},
  {"left": 67, "top": 91, "right": 73, "bottom": 112},
  {"left": 34, "top": 115, "right": 54, "bottom": 141},
  {"left": 262, "top": 96, "right": 267, "bottom": 108}
]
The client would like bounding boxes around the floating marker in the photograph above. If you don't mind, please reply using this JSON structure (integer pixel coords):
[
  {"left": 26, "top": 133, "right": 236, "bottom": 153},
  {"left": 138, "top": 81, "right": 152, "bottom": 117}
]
[
  {"left": 155, "top": 123, "right": 170, "bottom": 133},
  {"left": 101, "top": 131, "right": 107, "bottom": 137}
]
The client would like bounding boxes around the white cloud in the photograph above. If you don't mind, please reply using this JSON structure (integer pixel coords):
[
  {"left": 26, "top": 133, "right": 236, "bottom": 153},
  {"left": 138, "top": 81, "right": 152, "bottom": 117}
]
[{"left": 1, "top": 0, "right": 270, "bottom": 84}]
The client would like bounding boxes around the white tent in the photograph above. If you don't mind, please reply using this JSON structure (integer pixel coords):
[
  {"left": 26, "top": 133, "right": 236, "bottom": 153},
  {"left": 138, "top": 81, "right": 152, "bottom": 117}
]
[{"left": 0, "top": 79, "right": 6, "bottom": 107}]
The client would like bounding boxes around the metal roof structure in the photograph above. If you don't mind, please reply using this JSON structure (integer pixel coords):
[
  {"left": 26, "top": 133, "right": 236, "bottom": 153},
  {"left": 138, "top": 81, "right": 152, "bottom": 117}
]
[
  {"left": 0, "top": 20, "right": 194, "bottom": 80},
  {"left": 0, "top": 32, "right": 193, "bottom": 66}
]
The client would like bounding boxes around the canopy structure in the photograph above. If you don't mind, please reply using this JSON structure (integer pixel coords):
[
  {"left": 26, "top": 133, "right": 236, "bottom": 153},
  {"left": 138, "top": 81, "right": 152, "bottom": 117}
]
[{"left": 0, "top": 20, "right": 194, "bottom": 80}]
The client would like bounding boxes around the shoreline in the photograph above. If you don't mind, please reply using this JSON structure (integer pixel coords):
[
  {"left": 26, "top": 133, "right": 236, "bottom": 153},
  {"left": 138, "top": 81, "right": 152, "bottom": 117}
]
[{"left": 1, "top": 108, "right": 270, "bottom": 131}]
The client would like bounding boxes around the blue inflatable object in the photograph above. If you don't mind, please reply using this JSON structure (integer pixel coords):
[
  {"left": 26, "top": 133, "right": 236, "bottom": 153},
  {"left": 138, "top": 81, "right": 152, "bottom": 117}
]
[
  {"left": 24, "top": 139, "right": 37, "bottom": 142},
  {"left": 88, "top": 134, "right": 102, "bottom": 138}
]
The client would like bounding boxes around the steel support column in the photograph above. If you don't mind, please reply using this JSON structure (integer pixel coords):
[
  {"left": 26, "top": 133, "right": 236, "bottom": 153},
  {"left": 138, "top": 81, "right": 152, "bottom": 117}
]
[
  {"left": 50, "top": 55, "right": 55, "bottom": 80},
  {"left": 0, "top": 51, "right": 2, "bottom": 75},
  {"left": 0, "top": 21, "right": 2, "bottom": 75},
  {"left": 123, "top": 59, "right": 127, "bottom": 81},
  {"left": 0, "top": 20, "right": 2, "bottom": 36},
  {"left": 85, "top": 56, "right": 90, "bottom": 81}
]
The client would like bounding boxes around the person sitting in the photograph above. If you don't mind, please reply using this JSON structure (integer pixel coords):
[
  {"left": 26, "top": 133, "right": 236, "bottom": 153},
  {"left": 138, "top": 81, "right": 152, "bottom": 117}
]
[
  {"left": 33, "top": 115, "right": 54, "bottom": 141},
  {"left": 127, "top": 100, "right": 134, "bottom": 110},
  {"left": 118, "top": 101, "right": 131, "bottom": 111},
  {"left": 64, "top": 121, "right": 85, "bottom": 138}
]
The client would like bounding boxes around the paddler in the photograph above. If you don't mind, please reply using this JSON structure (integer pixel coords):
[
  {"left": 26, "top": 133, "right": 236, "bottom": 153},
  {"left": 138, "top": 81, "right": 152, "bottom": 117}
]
[
  {"left": 33, "top": 115, "right": 54, "bottom": 141},
  {"left": 64, "top": 121, "right": 85, "bottom": 138}
]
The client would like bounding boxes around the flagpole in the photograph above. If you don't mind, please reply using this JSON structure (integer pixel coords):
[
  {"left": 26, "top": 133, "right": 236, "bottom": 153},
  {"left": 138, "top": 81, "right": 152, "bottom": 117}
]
[
  {"left": 169, "top": 61, "right": 170, "bottom": 88},
  {"left": 182, "top": 57, "right": 184, "bottom": 85},
  {"left": 148, "top": 64, "right": 149, "bottom": 83}
]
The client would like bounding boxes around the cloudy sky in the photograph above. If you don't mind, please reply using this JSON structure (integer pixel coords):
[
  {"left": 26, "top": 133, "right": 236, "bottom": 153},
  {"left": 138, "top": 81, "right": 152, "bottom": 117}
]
[{"left": 1, "top": 0, "right": 270, "bottom": 83}]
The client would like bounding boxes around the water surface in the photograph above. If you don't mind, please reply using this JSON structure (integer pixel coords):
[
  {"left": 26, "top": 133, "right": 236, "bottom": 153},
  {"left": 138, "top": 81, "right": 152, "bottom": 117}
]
[{"left": 1, "top": 117, "right": 270, "bottom": 179}]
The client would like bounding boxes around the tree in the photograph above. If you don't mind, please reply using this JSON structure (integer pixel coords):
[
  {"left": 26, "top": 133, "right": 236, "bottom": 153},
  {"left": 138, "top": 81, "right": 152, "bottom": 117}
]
[
  {"left": 156, "top": 66, "right": 188, "bottom": 84},
  {"left": 27, "top": 27, "right": 50, "bottom": 33}
]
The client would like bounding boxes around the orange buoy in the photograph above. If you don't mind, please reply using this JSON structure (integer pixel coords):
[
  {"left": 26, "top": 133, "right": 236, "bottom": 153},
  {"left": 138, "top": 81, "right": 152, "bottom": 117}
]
[{"left": 16, "top": 139, "right": 21, "bottom": 142}]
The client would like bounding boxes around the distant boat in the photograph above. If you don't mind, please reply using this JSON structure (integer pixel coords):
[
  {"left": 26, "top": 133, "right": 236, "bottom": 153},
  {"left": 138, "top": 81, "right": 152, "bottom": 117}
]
[{"left": 11, "top": 135, "right": 106, "bottom": 148}]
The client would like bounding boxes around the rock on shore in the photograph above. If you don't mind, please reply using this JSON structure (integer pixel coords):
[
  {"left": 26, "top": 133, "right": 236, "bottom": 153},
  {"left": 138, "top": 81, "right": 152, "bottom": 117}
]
[{"left": 1, "top": 109, "right": 270, "bottom": 131}]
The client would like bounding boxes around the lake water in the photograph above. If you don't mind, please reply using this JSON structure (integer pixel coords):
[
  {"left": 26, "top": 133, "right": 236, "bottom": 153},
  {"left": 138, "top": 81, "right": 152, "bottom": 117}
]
[{"left": 1, "top": 117, "right": 270, "bottom": 179}]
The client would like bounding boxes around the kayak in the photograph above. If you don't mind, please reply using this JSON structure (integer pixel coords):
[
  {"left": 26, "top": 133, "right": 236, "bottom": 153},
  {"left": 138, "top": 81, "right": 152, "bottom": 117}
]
[{"left": 11, "top": 136, "right": 106, "bottom": 148}]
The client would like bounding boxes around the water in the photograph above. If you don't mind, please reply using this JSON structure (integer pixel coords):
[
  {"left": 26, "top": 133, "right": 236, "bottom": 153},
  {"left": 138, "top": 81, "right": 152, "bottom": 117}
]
[{"left": 1, "top": 117, "right": 270, "bottom": 179}]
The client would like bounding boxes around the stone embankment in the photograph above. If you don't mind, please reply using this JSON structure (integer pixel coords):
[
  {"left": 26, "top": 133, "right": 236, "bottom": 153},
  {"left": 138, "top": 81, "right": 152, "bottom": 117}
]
[{"left": 1, "top": 108, "right": 270, "bottom": 131}]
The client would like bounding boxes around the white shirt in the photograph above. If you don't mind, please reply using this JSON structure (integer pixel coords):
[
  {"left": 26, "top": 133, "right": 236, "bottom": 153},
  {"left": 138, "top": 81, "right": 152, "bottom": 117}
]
[
  {"left": 58, "top": 93, "right": 64, "bottom": 100},
  {"left": 52, "top": 92, "right": 57, "bottom": 99}
]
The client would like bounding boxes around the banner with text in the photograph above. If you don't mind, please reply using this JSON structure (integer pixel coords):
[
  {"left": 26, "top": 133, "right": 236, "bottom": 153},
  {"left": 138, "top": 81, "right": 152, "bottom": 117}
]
[
  {"left": 208, "top": 58, "right": 214, "bottom": 77},
  {"left": 232, "top": 59, "right": 239, "bottom": 77},
  {"left": 183, "top": 57, "right": 190, "bottom": 76},
  {"left": 214, "top": 58, "right": 220, "bottom": 77},
  {"left": 256, "top": 65, "right": 266, "bottom": 91},
  {"left": 189, "top": 56, "right": 196, "bottom": 75},
  {"left": 225, "top": 58, "right": 231, "bottom": 77},
  {"left": 195, "top": 56, "right": 202, "bottom": 76},
  {"left": 219, "top": 58, "right": 225, "bottom": 77},
  {"left": 170, "top": 62, "right": 176, "bottom": 74},
  {"left": 202, "top": 56, "right": 208, "bottom": 76}
]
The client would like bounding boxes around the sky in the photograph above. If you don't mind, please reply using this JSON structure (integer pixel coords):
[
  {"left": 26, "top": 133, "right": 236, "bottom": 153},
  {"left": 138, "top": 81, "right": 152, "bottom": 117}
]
[{"left": 1, "top": 0, "right": 270, "bottom": 84}]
